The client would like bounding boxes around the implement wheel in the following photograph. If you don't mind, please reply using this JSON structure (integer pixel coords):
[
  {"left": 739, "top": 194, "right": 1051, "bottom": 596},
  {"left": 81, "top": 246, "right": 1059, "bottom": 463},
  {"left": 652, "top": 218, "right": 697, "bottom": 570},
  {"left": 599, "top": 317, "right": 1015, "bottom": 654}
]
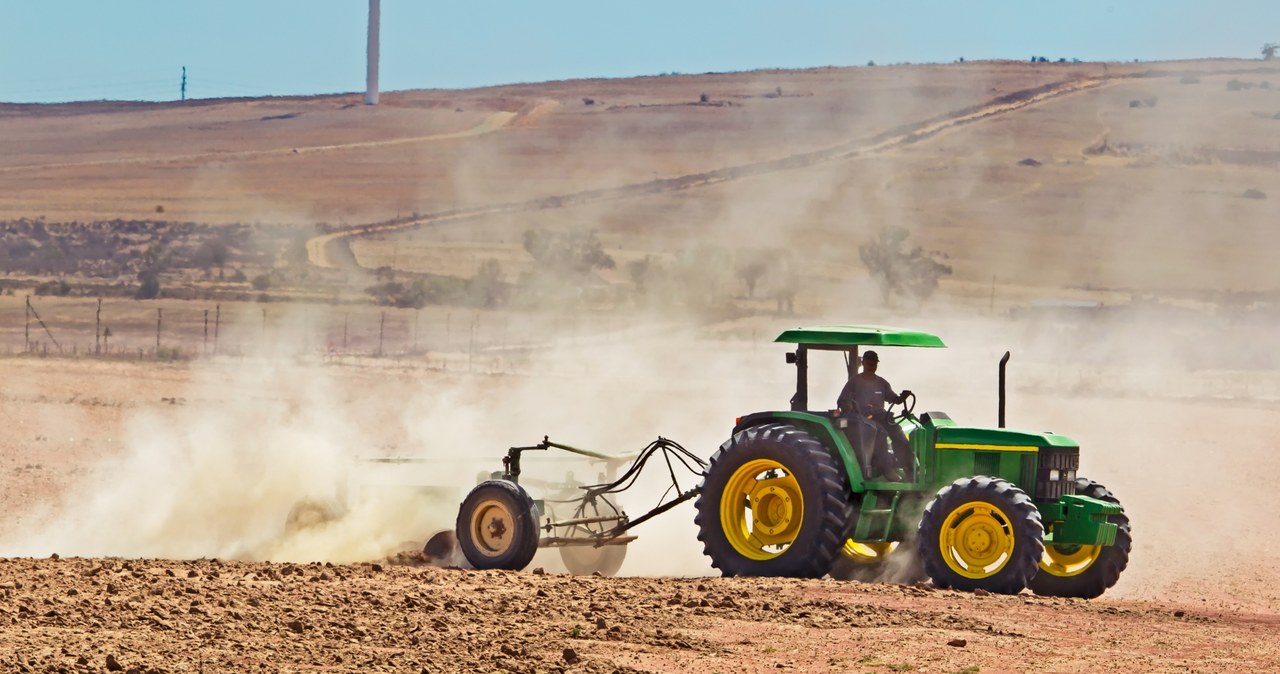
[
  {"left": 560, "top": 543, "right": 627, "bottom": 576},
  {"left": 918, "top": 477, "right": 1044, "bottom": 594},
  {"left": 1029, "top": 478, "right": 1132, "bottom": 598},
  {"left": 694, "top": 423, "right": 852, "bottom": 578},
  {"left": 456, "top": 480, "right": 540, "bottom": 571}
]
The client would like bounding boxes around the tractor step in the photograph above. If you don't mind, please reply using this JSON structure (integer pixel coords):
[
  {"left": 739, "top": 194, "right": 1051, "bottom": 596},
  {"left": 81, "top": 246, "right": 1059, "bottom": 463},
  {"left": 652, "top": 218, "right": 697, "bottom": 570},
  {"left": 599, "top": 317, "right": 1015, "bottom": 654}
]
[{"left": 851, "top": 491, "right": 901, "bottom": 542}]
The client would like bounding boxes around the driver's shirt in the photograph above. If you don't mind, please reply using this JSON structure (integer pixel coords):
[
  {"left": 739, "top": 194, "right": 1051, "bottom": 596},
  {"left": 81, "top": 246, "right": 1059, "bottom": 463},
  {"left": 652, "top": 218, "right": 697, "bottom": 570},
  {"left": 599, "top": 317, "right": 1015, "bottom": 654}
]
[{"left": 838, "top": 374, "right": 899, "bottom": 415}]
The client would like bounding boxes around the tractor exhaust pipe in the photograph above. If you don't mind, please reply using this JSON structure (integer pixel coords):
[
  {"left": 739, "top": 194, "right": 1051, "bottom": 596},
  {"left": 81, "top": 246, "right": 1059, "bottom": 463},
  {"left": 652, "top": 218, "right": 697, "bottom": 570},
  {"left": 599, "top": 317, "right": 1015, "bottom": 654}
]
[{"left": 998, "top": 351, "right": 1010, "bottom": 428}]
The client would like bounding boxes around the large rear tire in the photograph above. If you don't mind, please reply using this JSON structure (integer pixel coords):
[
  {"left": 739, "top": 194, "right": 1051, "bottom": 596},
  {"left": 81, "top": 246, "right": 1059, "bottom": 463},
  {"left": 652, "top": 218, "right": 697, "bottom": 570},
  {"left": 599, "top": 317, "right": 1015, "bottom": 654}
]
[
  {"left": 918, "top": 477, "right": 1044, "bottom": 594},
  {"left": 456, "top": 480, "right": 540, "bottom": 571},
  {"left": 1029, "top": 478, "right": 1131, "bottom": 598},
  {"left": 694, "top": 423, "right": 853, "bottom": 578}
]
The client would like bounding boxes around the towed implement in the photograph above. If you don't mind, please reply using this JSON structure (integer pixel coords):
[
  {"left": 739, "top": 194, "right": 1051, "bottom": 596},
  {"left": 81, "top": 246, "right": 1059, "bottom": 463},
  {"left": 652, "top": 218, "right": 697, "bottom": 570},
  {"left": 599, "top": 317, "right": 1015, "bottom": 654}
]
[
  {"left": 451, "top": 324, "right": 1131, "bottom": 597},
  {"left": 452, "top": 437, "right": 706, "bottom": 576}
]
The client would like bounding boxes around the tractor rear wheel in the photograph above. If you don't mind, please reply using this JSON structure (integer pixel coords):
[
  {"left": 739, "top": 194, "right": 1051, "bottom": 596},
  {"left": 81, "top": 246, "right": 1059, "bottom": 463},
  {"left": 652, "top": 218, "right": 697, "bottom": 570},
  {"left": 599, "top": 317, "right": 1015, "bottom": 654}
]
[
  {"left": 918, "top": 477, "right": 1044, "bottom": 594},
  {"left": 456, "top": 480, "right": 540, "bottom": 571},
  {"left": 1029, "top": 478, "right": 1131, "bottom": 598},
  {"left": 694, "top": 423, "right": 853, "bottom": 578}
]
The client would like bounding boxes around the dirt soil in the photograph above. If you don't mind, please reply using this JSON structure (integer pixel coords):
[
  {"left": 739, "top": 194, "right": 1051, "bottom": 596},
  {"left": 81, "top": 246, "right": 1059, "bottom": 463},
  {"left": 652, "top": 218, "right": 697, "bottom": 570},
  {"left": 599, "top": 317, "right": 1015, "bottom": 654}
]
[{"left": 4, "top": 555, "right": 1276, "bottom": 674}]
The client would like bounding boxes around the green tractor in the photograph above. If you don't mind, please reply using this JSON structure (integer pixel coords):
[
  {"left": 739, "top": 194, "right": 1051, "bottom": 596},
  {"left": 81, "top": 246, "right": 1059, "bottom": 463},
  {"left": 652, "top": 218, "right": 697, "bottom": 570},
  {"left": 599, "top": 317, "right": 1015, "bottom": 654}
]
[{"left": 694, "top": 325, "right": 1131, "bottom": 597}]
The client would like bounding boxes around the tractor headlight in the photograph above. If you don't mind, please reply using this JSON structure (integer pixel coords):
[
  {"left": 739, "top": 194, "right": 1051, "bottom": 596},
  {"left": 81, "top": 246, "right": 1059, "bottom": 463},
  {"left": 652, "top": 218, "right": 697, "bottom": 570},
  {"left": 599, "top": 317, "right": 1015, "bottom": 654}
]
[{"left": 1048, "top": 469, "right": 1061, "bottom": 481}]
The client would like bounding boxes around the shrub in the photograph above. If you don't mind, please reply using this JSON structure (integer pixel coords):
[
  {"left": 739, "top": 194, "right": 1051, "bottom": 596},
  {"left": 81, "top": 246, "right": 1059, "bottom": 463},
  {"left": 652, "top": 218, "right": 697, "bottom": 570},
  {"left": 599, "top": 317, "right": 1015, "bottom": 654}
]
[
  {"left": 1243, "top": 189, "right": 1267, "bottom": 200},
  {"left": 135, "top": 272, "right": 161, "bottom": 300},
  {"left": 34, "top": 279, "right": 71, "bottom": 296}
]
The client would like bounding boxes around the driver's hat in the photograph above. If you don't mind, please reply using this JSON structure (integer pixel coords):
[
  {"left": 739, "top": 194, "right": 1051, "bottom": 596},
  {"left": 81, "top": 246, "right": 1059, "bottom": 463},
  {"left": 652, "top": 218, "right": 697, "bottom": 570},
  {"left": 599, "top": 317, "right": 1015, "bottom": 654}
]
[{"left": 862, "top": 350, "right": 879, "bottom": 362}]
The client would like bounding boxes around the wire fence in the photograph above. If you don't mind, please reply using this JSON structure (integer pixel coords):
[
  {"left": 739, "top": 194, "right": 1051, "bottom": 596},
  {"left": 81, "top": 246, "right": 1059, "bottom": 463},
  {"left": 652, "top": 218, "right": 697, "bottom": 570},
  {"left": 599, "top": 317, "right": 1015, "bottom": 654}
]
[{"left": 2, "top": 295, "right": 606, "bottom": 375}]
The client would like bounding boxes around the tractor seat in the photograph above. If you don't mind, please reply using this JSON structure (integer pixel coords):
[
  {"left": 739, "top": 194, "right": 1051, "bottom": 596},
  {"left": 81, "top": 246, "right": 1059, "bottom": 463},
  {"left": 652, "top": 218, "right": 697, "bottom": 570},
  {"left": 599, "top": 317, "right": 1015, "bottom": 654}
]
[{"left": 920, "top": 411, "right": 954, "bottom": 427}]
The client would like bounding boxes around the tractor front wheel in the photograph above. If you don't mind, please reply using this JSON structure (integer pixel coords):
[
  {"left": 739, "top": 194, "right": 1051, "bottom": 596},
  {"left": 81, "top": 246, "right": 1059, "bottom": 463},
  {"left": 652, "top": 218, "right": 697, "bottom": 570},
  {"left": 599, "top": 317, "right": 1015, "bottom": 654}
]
[
  {"left": 694, "top": 423, "right": 853, "bottom": 578},
  {"left": 456, "top": 480, "right": 540, "bottom": 571},
  {"left": 918, "top": 477, "right": 1044, "bottom": 594},
  {"left": 1029, "top": 478, "right": 1132, "bottom": 598}
]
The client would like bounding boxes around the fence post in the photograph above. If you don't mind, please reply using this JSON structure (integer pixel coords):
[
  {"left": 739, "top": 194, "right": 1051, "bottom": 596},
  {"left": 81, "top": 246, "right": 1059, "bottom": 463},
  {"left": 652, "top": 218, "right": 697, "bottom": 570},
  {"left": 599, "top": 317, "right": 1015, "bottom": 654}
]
[
  {"left": 156, "top": 308, "right": 162, "bottom": 354},
  {"left": 95, "top": 298, "right": 102, "bottom": 355},
  {"left": 203, "top": 309, "right": 209, "bottom": 356},
  {"left": 214, "top": 304, "right": 221, "bottom": 355},
  {"left": 468, "top": 314, "right": 476, "bottom": 373},
  {"left": 378, "top": 312, "right": 386, "bottom": 357},
  {"left": 25, "top": 295, "right": 31, "bottom": 353}
]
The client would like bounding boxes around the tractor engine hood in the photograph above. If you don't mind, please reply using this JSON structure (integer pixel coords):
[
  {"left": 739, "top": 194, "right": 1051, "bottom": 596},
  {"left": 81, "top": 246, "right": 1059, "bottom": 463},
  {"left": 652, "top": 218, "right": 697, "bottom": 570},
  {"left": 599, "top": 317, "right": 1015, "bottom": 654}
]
[{"left": 934, "top": 426, "right": 1079, "bottom": 450}]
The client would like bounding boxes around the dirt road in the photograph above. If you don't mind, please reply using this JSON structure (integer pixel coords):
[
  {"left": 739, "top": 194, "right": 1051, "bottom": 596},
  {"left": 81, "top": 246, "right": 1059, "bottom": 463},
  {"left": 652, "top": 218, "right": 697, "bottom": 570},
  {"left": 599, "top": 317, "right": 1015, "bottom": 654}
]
[{"left": 304, "top": 77, "right": 1114, "bottom": 271}]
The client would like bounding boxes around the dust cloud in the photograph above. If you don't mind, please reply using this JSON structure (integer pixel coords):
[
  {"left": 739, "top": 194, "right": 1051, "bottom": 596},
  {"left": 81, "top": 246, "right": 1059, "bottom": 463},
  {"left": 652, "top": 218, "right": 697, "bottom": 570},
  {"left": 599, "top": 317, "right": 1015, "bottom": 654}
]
[{"left": 5, "top": 63, "right": 1279, "bottom": 612}]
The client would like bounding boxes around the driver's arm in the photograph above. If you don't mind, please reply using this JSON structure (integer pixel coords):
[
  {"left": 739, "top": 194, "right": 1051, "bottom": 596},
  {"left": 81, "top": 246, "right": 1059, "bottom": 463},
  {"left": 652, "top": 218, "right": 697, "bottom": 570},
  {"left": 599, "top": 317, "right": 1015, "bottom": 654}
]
[{"left": 836, "top": 380, "right": 856, "bottom": 413}]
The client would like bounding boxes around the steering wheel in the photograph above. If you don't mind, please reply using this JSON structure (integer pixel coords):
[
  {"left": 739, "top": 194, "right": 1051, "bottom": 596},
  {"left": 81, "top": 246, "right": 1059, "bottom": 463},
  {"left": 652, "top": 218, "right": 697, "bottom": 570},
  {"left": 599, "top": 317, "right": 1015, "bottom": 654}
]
[{"left": 888, "top": 391, "right": 916, "bottom": 421}]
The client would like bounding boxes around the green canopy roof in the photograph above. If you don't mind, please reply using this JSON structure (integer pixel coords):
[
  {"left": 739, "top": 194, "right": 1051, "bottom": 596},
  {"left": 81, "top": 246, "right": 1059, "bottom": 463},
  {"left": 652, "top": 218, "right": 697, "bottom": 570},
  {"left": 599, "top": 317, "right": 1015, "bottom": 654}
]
[{"left": 774, "top": 325, "right": 946, "bottom": 348}]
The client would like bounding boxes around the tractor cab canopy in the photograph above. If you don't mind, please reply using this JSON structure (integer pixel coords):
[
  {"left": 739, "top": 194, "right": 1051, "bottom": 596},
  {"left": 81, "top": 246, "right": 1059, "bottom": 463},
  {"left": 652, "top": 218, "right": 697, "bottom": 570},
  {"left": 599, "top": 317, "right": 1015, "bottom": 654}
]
[{"left": 775, "top": 325, "right": 945, "bottom": 411}]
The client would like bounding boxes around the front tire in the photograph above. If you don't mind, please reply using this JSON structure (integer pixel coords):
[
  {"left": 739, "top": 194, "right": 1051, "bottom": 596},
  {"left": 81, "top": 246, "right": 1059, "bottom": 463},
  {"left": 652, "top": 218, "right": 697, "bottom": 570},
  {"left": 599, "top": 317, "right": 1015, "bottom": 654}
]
[
  {"left": 694, "top": 423, "right": 853, "bottom": 578},
  {"left": 1029, "top": 478, "right": 1132, "bottom": 598},
  {"left": 918, "top": 477, "right": 1044, "bottom": 594},
  {"left": 456, "top": 480, "right": 540, "bottom": 571}
]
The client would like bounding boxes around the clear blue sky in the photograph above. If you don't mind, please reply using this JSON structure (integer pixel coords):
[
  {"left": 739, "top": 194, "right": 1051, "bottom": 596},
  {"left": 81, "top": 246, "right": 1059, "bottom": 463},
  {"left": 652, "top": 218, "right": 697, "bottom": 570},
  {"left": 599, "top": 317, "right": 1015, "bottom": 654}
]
[{"left": 2, "top": 1, "right": 1276, "bottom": 103}]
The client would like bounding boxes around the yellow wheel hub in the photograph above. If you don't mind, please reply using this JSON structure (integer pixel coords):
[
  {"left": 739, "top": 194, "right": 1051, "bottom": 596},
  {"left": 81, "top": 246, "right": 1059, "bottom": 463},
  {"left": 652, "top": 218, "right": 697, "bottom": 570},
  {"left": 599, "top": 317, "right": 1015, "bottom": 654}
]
[
  {"left": 842, "top": 540, "right": 897, "bottom": 565},
  {"left": 719, "top": 459, "right": 805, "bottom": 561},
  {"left": 939, "top": 500, "right": 1015, "bottom": 579},
  {"left": 470, "top": 498, "right": 516, "bottom": 557},
  {"left": 1040, "top": 543, "right": 1102, "bottom": 577}
]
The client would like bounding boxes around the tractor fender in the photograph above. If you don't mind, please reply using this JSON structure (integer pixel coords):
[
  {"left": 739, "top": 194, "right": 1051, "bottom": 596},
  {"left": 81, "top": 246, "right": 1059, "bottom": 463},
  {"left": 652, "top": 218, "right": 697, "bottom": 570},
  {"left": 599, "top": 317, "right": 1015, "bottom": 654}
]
[{"left": 732, "top": 411, "right": 869, "bottom": 491}]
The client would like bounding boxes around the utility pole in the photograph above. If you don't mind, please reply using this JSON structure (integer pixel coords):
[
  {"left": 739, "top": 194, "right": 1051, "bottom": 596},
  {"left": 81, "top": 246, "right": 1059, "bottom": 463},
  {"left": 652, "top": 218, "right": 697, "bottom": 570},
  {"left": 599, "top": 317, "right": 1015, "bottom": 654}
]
[
  {"left": 365, "top": 0, "right": 380, "bottom": 105},
  {"left": 181, "top": 66, "right": 187, "bottom": 101}
]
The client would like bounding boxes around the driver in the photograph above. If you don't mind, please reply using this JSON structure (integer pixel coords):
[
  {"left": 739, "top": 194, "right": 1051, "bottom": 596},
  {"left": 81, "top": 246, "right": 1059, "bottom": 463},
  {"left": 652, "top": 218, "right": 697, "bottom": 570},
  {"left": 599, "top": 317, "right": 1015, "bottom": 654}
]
[{"left": 837, "top": 350, "right": 913, "bottom": 480}]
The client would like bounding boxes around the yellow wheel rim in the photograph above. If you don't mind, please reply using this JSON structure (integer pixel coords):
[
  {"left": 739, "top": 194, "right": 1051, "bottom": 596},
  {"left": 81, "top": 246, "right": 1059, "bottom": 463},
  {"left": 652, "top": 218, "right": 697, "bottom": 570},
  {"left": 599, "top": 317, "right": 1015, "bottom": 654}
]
[
  {"left": 842, "top": 540, "right": 897, "bottom": 565},
  {"left": 469, "top": 498, "right": 516, "bottom": 558},
  {"left": 938, "top": 500, "right": 1015, "bottom": 579},
  {"left": 719, "top": 459, "right": 805, "bottom": 561},
  {"left": 1040, "top": 543, "right": 1102, "bottom": 577}
]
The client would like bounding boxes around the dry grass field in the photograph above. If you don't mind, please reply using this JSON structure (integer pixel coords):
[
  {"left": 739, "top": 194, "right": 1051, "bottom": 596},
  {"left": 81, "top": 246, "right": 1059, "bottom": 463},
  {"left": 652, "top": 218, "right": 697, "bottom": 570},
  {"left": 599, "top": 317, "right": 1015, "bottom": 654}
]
[{"left": 2, "top": 59, "right": 1280, "bottom": 671}]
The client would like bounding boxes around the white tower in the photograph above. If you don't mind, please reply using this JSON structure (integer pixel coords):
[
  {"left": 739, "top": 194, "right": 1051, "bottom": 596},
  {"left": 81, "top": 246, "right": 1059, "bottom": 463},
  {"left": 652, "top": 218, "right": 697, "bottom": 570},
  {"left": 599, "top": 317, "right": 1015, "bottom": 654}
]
[{"left": 365, "top": 0, "right": 380, "bottom": 105}]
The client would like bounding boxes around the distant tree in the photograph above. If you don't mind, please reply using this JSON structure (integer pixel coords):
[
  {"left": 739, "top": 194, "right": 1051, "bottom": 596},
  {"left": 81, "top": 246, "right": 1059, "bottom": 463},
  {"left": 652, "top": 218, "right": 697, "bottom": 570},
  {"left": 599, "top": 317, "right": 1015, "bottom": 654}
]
[
  {"left": 734, "top": 252, "right": 769, "bottom": 299},
  {"left": 858, "top": 227, "right": 952, "bottom": 305},
  {"left": 251, "top": 273, "right": 272, "bottom": 291},
  {"left": 627, "top": 255, "right": 657, "bottom": 294},
  {"left": 468, "top": 259, "right": 506, "bottom": 307},
  {"left": 135, "top": 271, "right": 161, "bottom": 299},
  {"left": 1263, "top": 43, "right": 1278, "bottom": 60},
  {"left": 193, "top": 239, "right": 229, "bottom": 279},
  {"left": 521, "top": 229, "right": 615, "bottom": 277}
]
